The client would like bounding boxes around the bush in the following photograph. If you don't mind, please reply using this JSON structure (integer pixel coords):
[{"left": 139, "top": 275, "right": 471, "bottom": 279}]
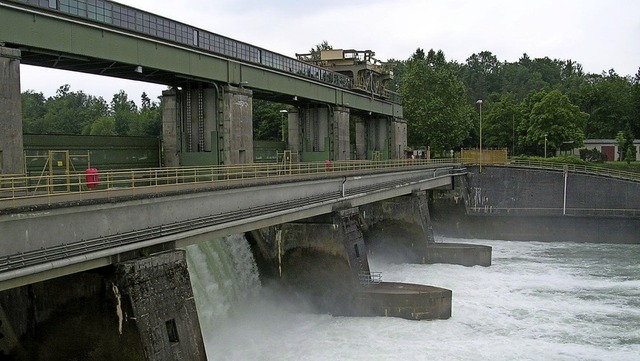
[{"left": 579, "top": 148, "right": 608, "bottom": 162}]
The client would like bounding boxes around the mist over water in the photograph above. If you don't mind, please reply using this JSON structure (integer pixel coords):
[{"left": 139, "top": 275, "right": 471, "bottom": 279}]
[{"left": 187, "top": 236, "right": 640, "bottom": 361}]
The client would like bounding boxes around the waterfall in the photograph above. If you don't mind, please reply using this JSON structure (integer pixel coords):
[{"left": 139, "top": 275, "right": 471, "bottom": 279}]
[{"left": 186, "top": 234, "right": 261, "bottom": 336}]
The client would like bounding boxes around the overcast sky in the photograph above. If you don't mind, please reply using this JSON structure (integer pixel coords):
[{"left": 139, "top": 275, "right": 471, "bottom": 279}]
[{"left": 19, "top": 0, "right": 640, "bottom": 105}]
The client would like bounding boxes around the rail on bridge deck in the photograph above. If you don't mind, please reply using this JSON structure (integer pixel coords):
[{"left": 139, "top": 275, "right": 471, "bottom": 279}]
[{"left": 0, "top": 159, "right": 464, "bottom": 211}]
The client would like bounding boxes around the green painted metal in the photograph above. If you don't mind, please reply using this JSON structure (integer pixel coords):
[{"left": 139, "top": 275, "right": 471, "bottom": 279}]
[
  {"left": 23, "top": 134, "right": 160, "bottom": 173},
  {"left": 302, "top": 138, "right": 331, "bottom": 162},
  {"left": 254, "top": 140, "right": 285, "bottom": 163},
  {"left": 0, "top": 3, "right": 402, "bottom": 117}
]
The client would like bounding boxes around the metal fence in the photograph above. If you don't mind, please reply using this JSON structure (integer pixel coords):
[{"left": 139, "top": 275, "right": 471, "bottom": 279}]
[{"left": 0, "top": 158, "right": 459, "bottom": 209}]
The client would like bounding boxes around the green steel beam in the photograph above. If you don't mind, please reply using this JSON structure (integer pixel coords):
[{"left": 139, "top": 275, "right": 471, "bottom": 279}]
[{"left": 0, "top": 3, "right": 402, "bottom": 117}]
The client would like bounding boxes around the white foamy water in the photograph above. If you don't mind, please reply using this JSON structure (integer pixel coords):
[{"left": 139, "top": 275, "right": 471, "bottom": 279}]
[{"left": 188, "top": 236, "right": 640, "bottom": 361}]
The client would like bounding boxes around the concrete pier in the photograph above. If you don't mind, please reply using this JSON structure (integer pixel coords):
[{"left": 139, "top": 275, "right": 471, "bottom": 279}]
[
  {"left": 115, "top": 250, "right": 206, "bottom": 361},
  {"left": 0, "top": 47, "right": 25, "bottom": 175},
  {"left": 249, "top": 208, "right": 453, "bottom": 320},
  {"left": 358, "top": 282, "right": 452, "bottom": 320}
]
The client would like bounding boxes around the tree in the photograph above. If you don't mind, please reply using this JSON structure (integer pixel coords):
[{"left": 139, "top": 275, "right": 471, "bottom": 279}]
[
  {"left": 110, "top": 90, "right": 137, "bottom": 136},
  {"left": 39, "top": 85, "right": 108, "bottom": 134},
  {"left": 484, "top": 93, "right": 520, "bottom": 153},
  {"left": 401, "top": 48, "right": 473, "bottom": 152},
  {"left": 129, "top": 92, "right": 162, "bottom": 136},
  {"left": 253, "top": 99, "right": 286, "bottom": 141},
  {"left": 578, "top": 71, "right": 634, "bottom": 138},
  {"left": 21, "top": 90, "right": 47, "bottom": 133},
  {"left": 518, "top": 89, "right": 588, "bottom": 156},
  {"left": 89, "top": 116, "right": 116, "bottom": 135}
]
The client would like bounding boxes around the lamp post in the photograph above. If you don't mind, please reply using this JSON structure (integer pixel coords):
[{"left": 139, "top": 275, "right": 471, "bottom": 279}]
[
  {"left": 279, "top": 109, "right": 288, "bottom": 142},
  {"left": 544, "top": 134, "right": 548, "bottom": 158},
  {"left": 476, "top": 99, "right": 483, "bottom": 172}
]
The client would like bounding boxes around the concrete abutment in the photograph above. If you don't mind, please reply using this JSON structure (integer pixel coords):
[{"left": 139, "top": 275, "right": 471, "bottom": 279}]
[
  {"left": 250, "top": 207, "right": 453, "bottom": 320},
  {"left": 0, "top": 250, "right": 206, "bottom": 361},
  {"left": 360, "top": 192, "right": 492, "bottom": 267}
]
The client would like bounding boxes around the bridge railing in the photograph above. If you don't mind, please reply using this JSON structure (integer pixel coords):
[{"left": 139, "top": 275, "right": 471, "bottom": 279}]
[
  {"left": 0, "top": 158, "right": 460, "bottom": 209},
  {"left": 506, "top": 159, "right": 640, "bottom": 182}
]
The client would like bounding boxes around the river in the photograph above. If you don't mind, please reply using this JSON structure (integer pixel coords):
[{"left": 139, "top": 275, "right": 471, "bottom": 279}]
[{"left": 187, "top": 236, "right": 640, "bottom": 361}]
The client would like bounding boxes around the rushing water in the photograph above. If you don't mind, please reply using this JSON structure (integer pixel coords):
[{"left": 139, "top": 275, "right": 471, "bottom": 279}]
[{"left": 187, "top": 237, "right": 640, "bottom": 361}]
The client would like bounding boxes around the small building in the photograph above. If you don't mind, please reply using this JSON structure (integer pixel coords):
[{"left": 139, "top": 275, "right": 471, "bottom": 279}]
[{"left": 572, "top": 139, "right": 640, "bottom": 161}]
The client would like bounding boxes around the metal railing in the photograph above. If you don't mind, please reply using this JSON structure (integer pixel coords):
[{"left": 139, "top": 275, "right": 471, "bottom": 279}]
[
  {"left": 460, "top": 157, "right": 640, "bottom": 182},
  {"left": 359, "top": 271, "right": 382, "bottom": 287},
  {"left": 506, "top": 159, "right": 640, "bottom": 182},
  {"left": 0, "top": 158, "right": 461, "bottom": 209},
  {"left": 467, "top": 206, "right": 640, "bottom": 217}
]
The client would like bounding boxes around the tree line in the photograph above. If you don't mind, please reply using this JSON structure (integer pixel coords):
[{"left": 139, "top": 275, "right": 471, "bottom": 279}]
[
  {"left": 21, "top": 85, "right": 162, "bottom": 137},
  {"left": 394, "top": 49, "right": 639, "bottom": 160}
]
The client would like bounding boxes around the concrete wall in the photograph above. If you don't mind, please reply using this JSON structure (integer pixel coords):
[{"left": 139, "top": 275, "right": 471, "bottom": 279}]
[
  {"left": 466, "top": 166, "right": 640, "bottom": 216},
  {"left": 430, "top": 166, "right": 640, "bottom": 243},
  {"left": 250, "top": 209, "right": 370, "bottom": 315},
  {"left": 0, "top": 270, "right": 145, "bottom": 360},
  {"left": 0, "top": 47, "right": 24, "bottom": 175},
  {"left": 359, "top": 193, "right": 433, "bottom": 263}
]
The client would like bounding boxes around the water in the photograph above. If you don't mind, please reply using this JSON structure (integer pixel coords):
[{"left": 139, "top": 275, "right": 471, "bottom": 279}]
[{"left": 187, "top": 237, "right": 640, "bottom": 361}]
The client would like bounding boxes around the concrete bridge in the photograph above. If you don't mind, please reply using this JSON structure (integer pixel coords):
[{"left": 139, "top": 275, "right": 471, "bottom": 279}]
[{"left": 0, "top": 160, "right": 471, "bottom": 360}]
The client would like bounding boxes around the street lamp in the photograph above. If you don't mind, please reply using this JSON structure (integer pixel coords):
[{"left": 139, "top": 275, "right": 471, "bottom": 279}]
[
  {"left": 544, "top": 134, "right": 548, "bottom": 158},
  {"left": 476, "top": 99, "right": 483, "bottom": 172},
  {"left": 279, "top": 109, "right": 288, "bottom": 142}
]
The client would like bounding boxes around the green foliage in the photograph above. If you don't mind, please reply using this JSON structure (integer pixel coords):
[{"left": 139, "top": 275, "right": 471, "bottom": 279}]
[
  {"left": 517, "top": 89, "right": 587, "bottom": 156},
  {"left": 579, "top": 148, "right": 608, "bottom": 162},
  {"left": 21, "top": 85, "right": 162, "bottom": 137},
  {"left": 483, "top": 93, "right": 519, "bottom": 152},
  {"left": 253, "top": 99, "right": 288, "bottom": 141},
  {"left": 401, "top": 48, "right": 472, "bottom": 152}
]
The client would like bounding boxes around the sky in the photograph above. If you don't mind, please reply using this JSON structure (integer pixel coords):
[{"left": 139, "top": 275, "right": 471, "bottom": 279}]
[{"left": 18, "top": 0, "right": 640, "bottom": 105}]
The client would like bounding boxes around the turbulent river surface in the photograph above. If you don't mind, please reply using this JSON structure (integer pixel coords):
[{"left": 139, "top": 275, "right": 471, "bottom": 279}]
[{"left": 187, "top": 236, "right": 640, "bottom": 361}]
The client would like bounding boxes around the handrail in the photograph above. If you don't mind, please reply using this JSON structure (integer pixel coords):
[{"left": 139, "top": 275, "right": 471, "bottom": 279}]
[
  {"left": 0, "top": 159, "right": 462, "bottom": 210},
  {"left": 506, "top": 159, "right": 640, "bottom": 182}
]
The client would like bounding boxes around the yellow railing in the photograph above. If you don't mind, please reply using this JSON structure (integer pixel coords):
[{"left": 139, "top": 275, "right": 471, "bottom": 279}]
[{"left": 0, "top": 159, "right": 459, "bottom": 209}]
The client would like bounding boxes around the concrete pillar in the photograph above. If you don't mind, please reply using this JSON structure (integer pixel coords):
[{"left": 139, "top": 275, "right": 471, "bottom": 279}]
[
  {"left": 223, "top": 85, "right": 253, "bottom": 164},
  {"left": 332, "top": 106, "right": 350, "bottom": 160},
  {"left": 0, "top": 47, "right": 24, "bottom": 175},
  {"left": 391, "top": 117, "right": 407, "bottom": 160},
  {"left": 287, "top": 109, "right": 300, "bottom": 154},
  {"left": 161, "top": 89, "right": 180, "bottom": 167},
  {"left": 411, "top": 191, "right": 435, "bottom": 243},
  {"left": 115, "top": 250, "right": 206, "bottom": 361},
  {"left": 354, "top": 116, "right": 367, "bottom": 160}
]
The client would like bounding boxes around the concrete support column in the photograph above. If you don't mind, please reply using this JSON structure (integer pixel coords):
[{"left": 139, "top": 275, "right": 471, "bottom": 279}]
[
  {"left": 116, "top": 250, "right": 206, "bottom": 361},
  {"left": 0, "top": 47, "right": 24, "bottom": 175},
  {"left": 391, "top": 117, "right": 407, "bottom": 160},
  {"left": 411, "top": 191, "right": 435, "bottom": 243},
  {"left": 161, "top": 89, "right": 180, "bottom": 167},
  {"left": 286, "top": 109, "right": 300, "bottom": 154},
  {"left": 332, "top": 106, "right": 350, "bottom": 160},
  {"left": 354, "top": 116, "right": 367, "bottom": 160},
  {"left": 223, "top": 85, "right": 253, "bottom": 164}
]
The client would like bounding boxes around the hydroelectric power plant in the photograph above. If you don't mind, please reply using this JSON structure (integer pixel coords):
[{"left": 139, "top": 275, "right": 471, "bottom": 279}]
[{"left": 1, "top": 0, "right": 640, "bottom": 360}]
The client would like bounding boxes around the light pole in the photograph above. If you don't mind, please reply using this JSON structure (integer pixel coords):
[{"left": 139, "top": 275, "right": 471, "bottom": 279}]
[
  {"left": 279, "top": 109, "right": 288, "bottom": 142},
  {"left": 544, "top": 134, "right": 548, "bottom": 158},
  {"left": 476, "top": 99, "right": 483, "bottom": 172}
]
